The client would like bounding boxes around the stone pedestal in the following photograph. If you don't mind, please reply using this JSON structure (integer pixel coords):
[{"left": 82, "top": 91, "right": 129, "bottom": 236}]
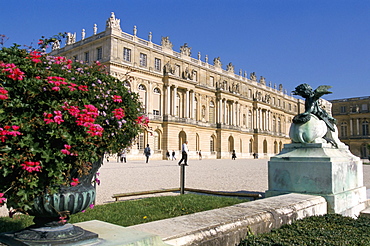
[{"left": 266, "top": 143, "right": 367, "bottom": 217}]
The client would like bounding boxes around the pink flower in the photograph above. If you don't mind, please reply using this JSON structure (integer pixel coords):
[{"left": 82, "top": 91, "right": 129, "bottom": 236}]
[
  {"left": 21, "top": 161, "right": 42, "bottom": 173},
  {"left": 0, "top": 193, "right": 6, "bottom": 205},
  {"left": 61, "top": 149, "right": 71, "bottom": 155},
  {"left": 89, "top": 204, "right": 94, "bottom": 209},
  {"left": 136, "top": 115, "right": 149, "bottom": 127},
  {"left": 112, "top": 108, "right": 125, "bottom": 120},
  {"left": 70, "top": 178, "right": 80, "bottom": 187},
  {"left": 113, "top": 95, "right": 122, "bottom": 103}
]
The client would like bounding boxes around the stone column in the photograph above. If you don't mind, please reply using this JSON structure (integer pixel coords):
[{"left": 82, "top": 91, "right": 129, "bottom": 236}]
[
  {"left": 356, "top": 118, "right": 360, "bottom": 135},
  {"left": 185, "top": 89, "right": 189, "bottom": 118},
  {"left": 223, "top": 100, "right": 227, "bottom": 124},
  {"left": 166, "top": 85, "right": 171, "bottom": 116},
  {"left": 217, "top": 98, "right": 222, "bottom": 123},
  {"left": 173, "top": 86, "right": 177, "bottom": 116},
  {"left": 191, "top": 91, "right": 195, "bottom": 119}
]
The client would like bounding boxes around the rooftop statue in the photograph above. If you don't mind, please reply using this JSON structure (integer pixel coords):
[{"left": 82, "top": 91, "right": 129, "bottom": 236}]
[{"left": 290, "top": 83, "right": 341, "bottom": 147}]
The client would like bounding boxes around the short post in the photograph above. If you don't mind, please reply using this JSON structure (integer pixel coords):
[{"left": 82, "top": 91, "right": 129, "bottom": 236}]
[{"left": 180, "top": 164, "right": 186, "bottom": 194}]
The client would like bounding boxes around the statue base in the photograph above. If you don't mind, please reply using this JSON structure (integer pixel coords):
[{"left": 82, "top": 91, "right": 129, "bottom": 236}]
[
  {"left": 0, "top": 223, "right": 98, "bottom": 246},
  {"left": 266, "top": 143, "right": 367, "bottom": 217}
]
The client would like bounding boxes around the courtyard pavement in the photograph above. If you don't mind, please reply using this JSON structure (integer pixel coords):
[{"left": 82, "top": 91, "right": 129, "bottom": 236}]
[{"left": 95, "top": 157, "right": 370, "bottom": 205}]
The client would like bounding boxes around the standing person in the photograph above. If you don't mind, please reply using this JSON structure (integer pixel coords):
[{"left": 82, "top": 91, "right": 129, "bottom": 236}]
[
  {"left": 232, "top": 150, "right": 237, "bottom": 160},
  {"left": 144, "top": 144, "right": 151, "bottom": 163},
  {"left": 198, "top": 150, "right": 202, "bottom": 160},
  {"left": 178, "top": 141, "right": 189, "bottom": 166},
  {"left": 172, "top": 150, "right": 176, "bottom": 160},
  {"left": 121, "top": 149, "right": 127, "bottom": 163},
  {"left": 166, "top": 150, "right": 170, "bottom": 160}
]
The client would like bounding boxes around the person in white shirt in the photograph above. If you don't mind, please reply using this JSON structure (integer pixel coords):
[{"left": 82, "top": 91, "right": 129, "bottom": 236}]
[{"left": 178, "top": 141, "right": 189, "bottom": 166}]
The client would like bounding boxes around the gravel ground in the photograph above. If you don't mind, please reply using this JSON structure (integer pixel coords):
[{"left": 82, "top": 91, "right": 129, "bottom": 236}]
[
  {"left": 95, "top": 158, "right": 269, "bottom": 205},
  {"left": 96, "top": 158, "right": 370, "bottom": 205},
  {"left": 1, "top": 158, "right": 369, "bottom": 216}
]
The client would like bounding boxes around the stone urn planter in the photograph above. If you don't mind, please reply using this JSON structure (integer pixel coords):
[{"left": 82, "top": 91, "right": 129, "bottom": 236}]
[{"left": 0, "top": 159, "right": 102, "bottom": 245}]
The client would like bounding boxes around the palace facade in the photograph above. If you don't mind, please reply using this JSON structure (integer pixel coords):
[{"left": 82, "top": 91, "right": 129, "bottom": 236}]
[
  {"left": 331, "top": 96, "right": 370, "bottom": 159},
  {"left": 50, "top": 13, "right": 304, "bottom": 160}
]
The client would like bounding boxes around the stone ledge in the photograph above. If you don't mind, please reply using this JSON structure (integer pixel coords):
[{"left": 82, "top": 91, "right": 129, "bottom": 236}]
[{"left": 128, "top": 193, "right": 327, "bottom": 246}]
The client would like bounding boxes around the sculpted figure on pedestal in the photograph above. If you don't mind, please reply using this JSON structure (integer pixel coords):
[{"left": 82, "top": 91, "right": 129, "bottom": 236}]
[{"left": 290, "top": 83, "right": 340, "bottom": 147}]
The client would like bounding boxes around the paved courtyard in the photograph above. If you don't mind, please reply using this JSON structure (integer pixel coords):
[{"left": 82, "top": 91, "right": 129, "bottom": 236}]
[{"left": 95, "top": 157, "right": 370, "bottom": 205}]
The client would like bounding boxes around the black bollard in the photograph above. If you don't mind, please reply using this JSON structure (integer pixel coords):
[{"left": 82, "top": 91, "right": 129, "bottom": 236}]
[{"left": 180, "top": 164, "right": 186, "bottom": 194}]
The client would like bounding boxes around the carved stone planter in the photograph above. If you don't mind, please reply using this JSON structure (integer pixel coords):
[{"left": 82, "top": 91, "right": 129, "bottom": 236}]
[{"left": 0, "top": 159, "right": 102, "bottom": 245}]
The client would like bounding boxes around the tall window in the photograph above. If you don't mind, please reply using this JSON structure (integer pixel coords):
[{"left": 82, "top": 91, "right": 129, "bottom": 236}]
[
  {"left": 96, "top": 47, "right": 102, "bottom": 60},
  {"left": 138, "top": 84, "right": 147, "bottom": 113},
  {"left": 84, "top": 52, "right": 89, "bottom": 63},
  {"left": 175, "top": 65, "right": 181, "bottom": 77},
  {"left": 340, "top": 106, "right": 346, "bottom": 113},
  {"left": 123, "top": 48, "right": 131, "bottom": 62},
  {"left": 340, "top": 122, "right": 348, "bottom": 137},
  {"left": 248, "top": 110, "right": 252, "bottom": 129},
  {"left": 154, "top": 58, "right": 161, "bottom": 71},
  {"left": 210, "top": 136, "right": 215, "bottom": 152},
  {"left": 210, "top": 76, "right": 214, "bottom": 87},
  {"left": 209, "top": 101, "right": 215, "bottom": 123},
  {"left": 193, "top": 98, "right": 198, "bottom": 120},
  {"left": 140, "top": 53, "right": 147, "bottom": 67},
  {"left": 193, "top": 70, "right": 198, "bottom": 82},
  {"left": 153, "top": 88, "right": 161, "bottom": 116},
  {"left": 363, "top": 120, "right": 369, "bottom": 136}
]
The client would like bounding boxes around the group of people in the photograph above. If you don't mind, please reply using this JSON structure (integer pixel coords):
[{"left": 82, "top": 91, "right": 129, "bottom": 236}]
[
  {"left": 112, "top": 144, "right": 259, "bottom": 164},
  {"left": 165, "top": 150, "right": 177, "bottom": 160}
]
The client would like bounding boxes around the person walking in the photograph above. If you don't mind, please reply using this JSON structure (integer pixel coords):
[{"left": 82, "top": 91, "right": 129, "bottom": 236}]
[
  {"left": 120, "top": 149, "right": 127, "bottom": 163},
  {"left": 178, "top": 141, "right": 189, "bottom": 166},
  {"left": 231, "top": 150, "right": 237, "bottom": 160},
  {"left": 198, "top": 150, "right": 202, "bottom": 160},
  {"left": 166, "top": 150, "right": 171, "bottom": 160},
  {"left": 144, "top": 144, "right": 151, "bottom": 163},
  {"left": 172, "top": 150, "right": 176, "bottom": 160}
]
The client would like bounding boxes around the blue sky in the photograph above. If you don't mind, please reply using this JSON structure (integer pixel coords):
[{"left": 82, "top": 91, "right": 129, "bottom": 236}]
[{"left": 1, "top": 0, "right": 369, "bottom": 100}]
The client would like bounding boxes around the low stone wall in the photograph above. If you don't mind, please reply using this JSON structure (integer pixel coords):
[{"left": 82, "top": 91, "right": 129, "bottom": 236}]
[{"left": 129, "top": 193, "right": 327, "bottom": 246}]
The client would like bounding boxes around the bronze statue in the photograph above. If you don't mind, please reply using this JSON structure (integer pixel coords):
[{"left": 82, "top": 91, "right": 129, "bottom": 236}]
[{"left": 292, "top": 83, "right": 337, "bottom": 132}]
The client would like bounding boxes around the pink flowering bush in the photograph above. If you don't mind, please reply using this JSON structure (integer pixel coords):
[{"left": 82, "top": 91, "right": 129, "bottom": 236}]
[{"left": 0, "top": 44, "right": 146, "bottom": 211}]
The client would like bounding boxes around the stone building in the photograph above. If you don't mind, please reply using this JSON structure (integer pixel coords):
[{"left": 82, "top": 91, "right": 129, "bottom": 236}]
[
  {"left": 331, "top": 96, "right": 370, "bottom": 159},
  {"left": 50, "top": 12, "right": 304, "bottom": 160}
]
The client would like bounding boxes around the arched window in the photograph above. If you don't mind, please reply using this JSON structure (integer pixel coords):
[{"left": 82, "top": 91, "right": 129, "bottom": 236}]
[
  {"left": 272, "top": 116, "right": 276, "bottom": 133},
  {"left": 153, "top": 88, "right": 161, "bottom": 116},
  {"left": 274, "top": 141, "right": 278, "bottom": 154},
  {"left": 153, "top": 130, "right": 161, "bottom": 151},
  {"left": 194, "top": 97, "right": 198, "bottom": 120},
  {"left": 279, "top": 141, "right": 283, "bottom": 152},
  {"left": 196, "top": 133, "right": 200, "bottom": 151},
  {"left": 240, "top": 139, "right": 243, "bottom": 153},
  {"left": 178, "top": 131, "right": 186, "bottom": 150},
  {"left": 361, "top": 143, "right": 369, "bottom": 159},
  {"left": 210, "top": 135, "right": 216, "bottom": 152},
  {"left": 249, "top": 139, "right": 253, "bottom": 153},
  {"left": 209, "top": 101, "right": 215, "bottom": 123},
  {"left": 228, "top": 136, "right": 234, "bottom": 152},
  {"left": 248, "top": 110, "right": 252, "bottom": 129},
  {"left": 138, "top": 84, "right": 147, "bottom": 113},
  {"left": 263, "top": 140, "right": 268, "bottom": 154},
  {"left": 123, "top": 81, "right": 131, "bottom": 91},
  {"left": 278, "top": 117, "right": 281, "bottom": 133},
  {"left": 362, "top": 121, "right": 369, "bottom": 136},
  {"left": 340, "top": 122, "right": 348, "bottom": 137}
]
